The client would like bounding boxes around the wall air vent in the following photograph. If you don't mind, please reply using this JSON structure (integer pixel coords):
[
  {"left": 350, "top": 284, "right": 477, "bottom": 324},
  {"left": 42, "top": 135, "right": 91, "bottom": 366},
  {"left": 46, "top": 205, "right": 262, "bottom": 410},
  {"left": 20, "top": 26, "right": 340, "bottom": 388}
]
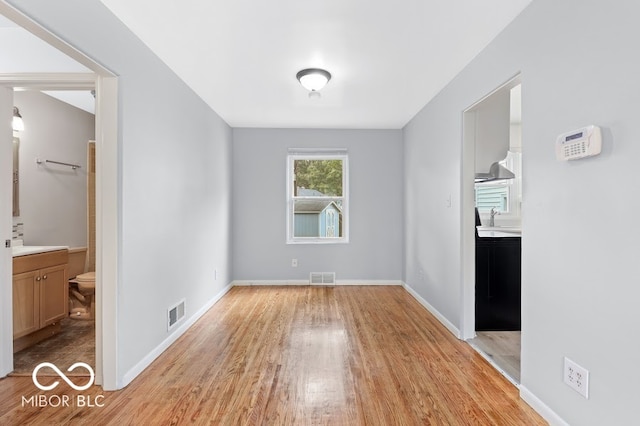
[
  {"left": 168, "top": 299, "right": 186, "bottom": 331},
  {"left": 310, "top": 272, "right": 336, "bottom": 285}
]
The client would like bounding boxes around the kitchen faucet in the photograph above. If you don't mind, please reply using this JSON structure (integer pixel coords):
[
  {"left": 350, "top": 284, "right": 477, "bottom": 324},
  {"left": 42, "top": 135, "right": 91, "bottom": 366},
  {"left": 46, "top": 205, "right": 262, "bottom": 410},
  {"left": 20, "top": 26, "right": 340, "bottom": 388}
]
[{"left": 490, "top": 207, "right": 499, "bottom": 227}]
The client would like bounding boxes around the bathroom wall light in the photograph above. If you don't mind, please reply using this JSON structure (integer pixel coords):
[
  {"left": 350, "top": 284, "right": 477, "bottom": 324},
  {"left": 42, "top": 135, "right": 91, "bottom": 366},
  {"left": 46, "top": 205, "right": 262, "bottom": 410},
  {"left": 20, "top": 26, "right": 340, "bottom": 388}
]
[
  {"left": 296, "top": 68, "right": 331, "bottom": 93},
  {"left": 12, "top": 106, "right": 24, "bottom": 132}
]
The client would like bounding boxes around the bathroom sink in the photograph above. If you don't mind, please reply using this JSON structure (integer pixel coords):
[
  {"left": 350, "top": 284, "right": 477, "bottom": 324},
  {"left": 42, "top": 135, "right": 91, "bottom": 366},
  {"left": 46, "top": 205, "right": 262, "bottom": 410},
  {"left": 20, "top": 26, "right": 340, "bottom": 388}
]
[{"left": 11, "top": 243, "right": 68, "bottom": 257}]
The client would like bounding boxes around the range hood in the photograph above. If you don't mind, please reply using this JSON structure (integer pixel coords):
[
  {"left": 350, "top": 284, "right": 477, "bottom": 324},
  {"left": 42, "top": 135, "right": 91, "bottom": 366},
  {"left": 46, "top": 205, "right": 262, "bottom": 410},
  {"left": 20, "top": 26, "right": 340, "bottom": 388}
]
[{"left": 475, "top": 161, "right": 515, "bottom": 183}]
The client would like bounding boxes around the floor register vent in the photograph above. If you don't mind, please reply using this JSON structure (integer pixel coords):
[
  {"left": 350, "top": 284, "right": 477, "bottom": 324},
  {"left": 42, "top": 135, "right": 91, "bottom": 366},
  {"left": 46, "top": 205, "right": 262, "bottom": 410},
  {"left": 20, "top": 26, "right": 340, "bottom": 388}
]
[
  {"left": 310, "top": 272, "right": 336, "bottom": 285},
  {"left": 168, "top": 299, "right": 186, "bottom": 331}
]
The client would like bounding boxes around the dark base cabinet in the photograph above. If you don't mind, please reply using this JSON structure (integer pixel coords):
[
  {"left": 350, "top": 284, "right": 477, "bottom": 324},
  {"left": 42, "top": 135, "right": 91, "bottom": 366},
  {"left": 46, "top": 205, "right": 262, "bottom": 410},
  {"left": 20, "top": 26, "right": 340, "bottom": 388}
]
[{"left": 475, "top": 237, "right": 521, "bottom": 331}]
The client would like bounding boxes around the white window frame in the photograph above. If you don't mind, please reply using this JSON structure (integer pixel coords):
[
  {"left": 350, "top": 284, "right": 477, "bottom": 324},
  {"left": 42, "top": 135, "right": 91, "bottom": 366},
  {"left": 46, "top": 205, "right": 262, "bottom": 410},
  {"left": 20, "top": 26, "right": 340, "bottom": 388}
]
[{"left": 286, "top": 149, "right": 349, "bottom": 244}]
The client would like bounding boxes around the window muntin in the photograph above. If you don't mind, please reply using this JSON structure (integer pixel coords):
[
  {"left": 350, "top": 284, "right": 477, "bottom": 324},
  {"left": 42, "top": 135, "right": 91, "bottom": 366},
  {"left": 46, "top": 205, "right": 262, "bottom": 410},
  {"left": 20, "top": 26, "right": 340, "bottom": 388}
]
[{"left": 287, "top": 152, "right": 348, "bottom": 243}]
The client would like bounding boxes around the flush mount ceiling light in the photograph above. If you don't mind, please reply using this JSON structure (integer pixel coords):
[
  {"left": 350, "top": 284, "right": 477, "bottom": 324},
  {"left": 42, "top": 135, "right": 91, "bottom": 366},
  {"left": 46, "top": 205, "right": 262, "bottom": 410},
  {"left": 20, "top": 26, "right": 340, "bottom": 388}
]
[
  {"left": 296, "top": 68, "right": 331, "bottom": 93},
  {"left": 12, "top": 106, "right": 24, "bottom": 132}
]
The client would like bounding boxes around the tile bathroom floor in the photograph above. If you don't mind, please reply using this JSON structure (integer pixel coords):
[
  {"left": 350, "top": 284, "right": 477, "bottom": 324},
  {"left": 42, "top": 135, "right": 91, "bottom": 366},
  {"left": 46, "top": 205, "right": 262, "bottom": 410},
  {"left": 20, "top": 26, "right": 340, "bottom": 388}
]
[{"left": 11, "top": 317, "right": 95, "bottom": 376}]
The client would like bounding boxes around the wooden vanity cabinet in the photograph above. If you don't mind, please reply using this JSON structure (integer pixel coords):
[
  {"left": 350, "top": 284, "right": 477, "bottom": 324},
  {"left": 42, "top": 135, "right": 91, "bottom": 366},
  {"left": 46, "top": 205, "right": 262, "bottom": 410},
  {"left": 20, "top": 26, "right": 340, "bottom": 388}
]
[
  {"left": 12, "top": 270, "right": 39, "bottom": 338},
  {"left": 12, "top": 250, "right": 68, "bottom": 352}
]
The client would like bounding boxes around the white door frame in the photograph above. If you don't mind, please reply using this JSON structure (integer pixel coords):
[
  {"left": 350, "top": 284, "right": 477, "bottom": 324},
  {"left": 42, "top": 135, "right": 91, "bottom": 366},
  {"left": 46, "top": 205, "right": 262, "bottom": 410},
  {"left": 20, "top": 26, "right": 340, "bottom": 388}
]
[
  {"left": 460, "top": 106, "right": 477, "bottom": 340},
  {"left": 0, "top": 2, "right": 119, "bottom": 390},
  {"left": 0, "top": 86, "right": 14, "bottom": 378}
]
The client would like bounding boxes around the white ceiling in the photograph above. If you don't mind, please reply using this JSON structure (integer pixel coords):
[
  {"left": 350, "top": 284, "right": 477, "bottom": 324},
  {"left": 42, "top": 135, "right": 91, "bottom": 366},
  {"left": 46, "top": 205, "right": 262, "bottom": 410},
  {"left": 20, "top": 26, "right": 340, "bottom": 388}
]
[
  {"left": 98, "top": 0, "right": 532, "bottom": 129},
  {"left": 2, "top": 1, "right": 533, "bottom": 128},
  {"left": 41, "top": 90, "right": 95, "bottom": 114}
]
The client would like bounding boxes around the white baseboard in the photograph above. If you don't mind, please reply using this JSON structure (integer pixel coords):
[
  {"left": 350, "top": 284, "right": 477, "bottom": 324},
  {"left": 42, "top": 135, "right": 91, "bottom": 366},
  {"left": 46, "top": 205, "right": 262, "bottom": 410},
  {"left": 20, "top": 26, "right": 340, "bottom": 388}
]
[
  {"left": 121, "top": 283, "right": 232, "bottom": 388},
  {"left": 336, "top": 280, "right": 403, "bottom": 286},
  {"left": 402, "top": 282, "right": 461, "bottom": 339},
  {"left": 232, "top": 280, "right": 308, "bottom": 286},
  {"left": 232, "top": 280, "right": 403, "bottom": 286},
  {"left": 520, "top": 385, "right": 569, "bottom": 426}
]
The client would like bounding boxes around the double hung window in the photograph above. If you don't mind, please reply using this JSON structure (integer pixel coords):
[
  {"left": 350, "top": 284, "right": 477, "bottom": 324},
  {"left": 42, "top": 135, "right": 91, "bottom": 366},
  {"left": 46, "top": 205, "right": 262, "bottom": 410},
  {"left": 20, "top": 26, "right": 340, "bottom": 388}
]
[{"left": 286, "top": 149, "right": 348, "bottom": 244}]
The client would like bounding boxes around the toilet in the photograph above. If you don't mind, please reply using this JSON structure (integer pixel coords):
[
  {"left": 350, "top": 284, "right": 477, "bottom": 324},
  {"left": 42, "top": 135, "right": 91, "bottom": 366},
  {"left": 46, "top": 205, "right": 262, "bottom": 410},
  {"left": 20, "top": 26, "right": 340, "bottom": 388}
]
[{"left": 68, "top": 248, "right": 95, "bottom": 320}]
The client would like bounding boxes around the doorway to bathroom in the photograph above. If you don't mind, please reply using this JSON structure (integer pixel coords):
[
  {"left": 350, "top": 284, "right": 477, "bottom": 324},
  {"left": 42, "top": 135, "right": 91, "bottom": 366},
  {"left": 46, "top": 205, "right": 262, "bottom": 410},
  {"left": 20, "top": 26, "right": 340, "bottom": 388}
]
[
  {"left": 8, "top": 85, "right": 96, "bottom": 378},
  {"left": 0, "top": 3, "right": 119, "bottom": 388},
  {"left": 1, "top": 76, "right": 117, "bottom": 388},
  {"left": 461, "top": 75, "right": 523, "bottom": 384}
]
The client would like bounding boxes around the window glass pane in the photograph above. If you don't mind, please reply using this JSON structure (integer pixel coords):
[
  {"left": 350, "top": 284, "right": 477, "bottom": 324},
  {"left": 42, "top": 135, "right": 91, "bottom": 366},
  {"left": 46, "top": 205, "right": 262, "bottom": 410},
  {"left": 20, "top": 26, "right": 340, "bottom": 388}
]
[
  {"left": 293, "top": 159, "right": 343, "bottom": 196},
  {"left": 475, "top": 184, "right": 509, "bottom": 213},
  {"left": 293, "top": 199, "right": 343, "bottom": 238}
]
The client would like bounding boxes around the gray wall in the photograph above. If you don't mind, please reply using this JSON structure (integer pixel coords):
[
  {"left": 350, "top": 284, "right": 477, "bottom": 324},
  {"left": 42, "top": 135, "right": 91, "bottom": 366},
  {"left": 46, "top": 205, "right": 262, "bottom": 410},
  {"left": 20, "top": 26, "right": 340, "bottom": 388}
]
[
  {"left": 233, "top": 128, "right": 403, "bottom": 282},
  {"left": 404, "top": 0, "right": 640, "bottom": 423},
  {"left": 13, "top": 91, "right": 94, "bottom": 247},
  {"left": 9, "top": 0, "right": 234, "bottom": 386}
]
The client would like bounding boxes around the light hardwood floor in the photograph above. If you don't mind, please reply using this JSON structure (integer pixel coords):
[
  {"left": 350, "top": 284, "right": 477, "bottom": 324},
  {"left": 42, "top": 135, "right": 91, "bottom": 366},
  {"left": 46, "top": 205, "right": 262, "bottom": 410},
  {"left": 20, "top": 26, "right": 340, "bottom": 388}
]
[{"left": 0, "top": 286, "right": 545, "bottom": 425}]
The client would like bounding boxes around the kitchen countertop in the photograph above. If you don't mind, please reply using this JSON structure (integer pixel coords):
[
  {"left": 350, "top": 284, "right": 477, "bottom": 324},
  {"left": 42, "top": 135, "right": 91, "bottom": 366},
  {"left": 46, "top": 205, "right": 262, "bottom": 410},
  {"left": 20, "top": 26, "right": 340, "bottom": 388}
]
[{"left": 477, "top": 226, "right": 521, "bottom": 238}]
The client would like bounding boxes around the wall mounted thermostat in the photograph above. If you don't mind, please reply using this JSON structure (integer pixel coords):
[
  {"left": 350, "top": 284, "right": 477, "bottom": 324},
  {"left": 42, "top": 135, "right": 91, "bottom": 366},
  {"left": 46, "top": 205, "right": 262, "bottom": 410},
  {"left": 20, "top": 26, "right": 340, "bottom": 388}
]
[{"left": 556, "top": 125, "right": 602, "bottom": 161}]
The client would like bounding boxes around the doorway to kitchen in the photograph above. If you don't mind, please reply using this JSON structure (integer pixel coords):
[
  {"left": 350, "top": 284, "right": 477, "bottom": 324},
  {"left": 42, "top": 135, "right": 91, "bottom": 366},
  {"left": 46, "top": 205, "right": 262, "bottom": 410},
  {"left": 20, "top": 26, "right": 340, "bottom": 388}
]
[{"left": 461, "top": 75, "right": 523, "bottom": 384}]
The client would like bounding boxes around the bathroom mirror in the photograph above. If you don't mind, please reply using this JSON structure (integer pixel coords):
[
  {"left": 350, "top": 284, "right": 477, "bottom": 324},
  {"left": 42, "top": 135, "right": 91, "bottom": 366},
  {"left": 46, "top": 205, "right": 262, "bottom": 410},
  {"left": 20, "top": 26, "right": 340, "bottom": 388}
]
[{"left": 13, "top": 136, "right": 19, "bottom": 217}]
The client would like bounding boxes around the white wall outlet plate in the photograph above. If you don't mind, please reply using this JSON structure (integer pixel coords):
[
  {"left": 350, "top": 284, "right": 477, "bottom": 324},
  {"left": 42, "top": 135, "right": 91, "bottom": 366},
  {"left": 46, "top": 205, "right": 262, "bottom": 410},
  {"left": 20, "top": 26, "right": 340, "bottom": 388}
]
[{"left": 564, "top": 357, "right": 589, "bottom": 399}]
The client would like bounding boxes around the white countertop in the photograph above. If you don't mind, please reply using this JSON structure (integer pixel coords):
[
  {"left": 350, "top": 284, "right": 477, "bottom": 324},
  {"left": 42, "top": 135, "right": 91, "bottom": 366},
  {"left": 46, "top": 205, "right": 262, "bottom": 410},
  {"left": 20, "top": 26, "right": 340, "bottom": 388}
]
[
  {"left": 11, "top": 240, "right": 68, "bottom": 257},
  {"left": 477, "top": 226, "right": 521, "bottom": 238}
]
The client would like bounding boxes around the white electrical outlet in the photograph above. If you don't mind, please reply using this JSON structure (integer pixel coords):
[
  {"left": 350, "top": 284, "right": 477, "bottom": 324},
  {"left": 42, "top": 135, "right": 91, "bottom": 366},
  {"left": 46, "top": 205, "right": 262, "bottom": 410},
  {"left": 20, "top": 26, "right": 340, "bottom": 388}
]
[
  {"left": 292, "top": 258, "right": 298, "bottom": 267},
  {"left": 564, "top": 357, "right": 589, "bottom": 399}
]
